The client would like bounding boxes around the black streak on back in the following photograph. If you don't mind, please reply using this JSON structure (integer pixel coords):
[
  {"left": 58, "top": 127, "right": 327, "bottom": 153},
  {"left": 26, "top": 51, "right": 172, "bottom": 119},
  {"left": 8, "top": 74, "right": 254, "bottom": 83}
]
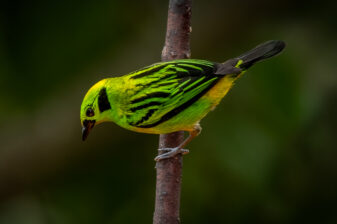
[
  {"left": 131, "top": 109, "right": 158, "bottom": 126},
  {"left": 135, "top": 78, "right": 220, "bottom": 128},
  {"left": 130, "top": 65, "right": 165, "bottom": 79}
]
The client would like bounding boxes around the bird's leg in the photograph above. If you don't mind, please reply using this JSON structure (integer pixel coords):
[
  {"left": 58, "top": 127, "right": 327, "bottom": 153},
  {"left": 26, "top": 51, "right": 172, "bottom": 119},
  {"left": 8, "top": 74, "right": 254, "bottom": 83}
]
[{"left": 155, "top": 124, "right": 202, "bottom": 161}]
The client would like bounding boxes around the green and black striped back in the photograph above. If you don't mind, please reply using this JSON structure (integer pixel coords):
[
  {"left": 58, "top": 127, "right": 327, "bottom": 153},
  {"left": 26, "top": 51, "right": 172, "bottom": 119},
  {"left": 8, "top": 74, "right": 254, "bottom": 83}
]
[
  {"left": 122, "top": 40, "right": 285, "bottom": 129},
  {"left": 125, "top": 60, "right": 222, "bottom": 128}
]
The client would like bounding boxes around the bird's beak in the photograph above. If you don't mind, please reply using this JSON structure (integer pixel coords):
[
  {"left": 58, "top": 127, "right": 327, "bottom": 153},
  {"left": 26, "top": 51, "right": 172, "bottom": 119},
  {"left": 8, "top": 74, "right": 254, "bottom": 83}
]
[{"left": 82, "top": 119, "right": 96, "bottom": 141}]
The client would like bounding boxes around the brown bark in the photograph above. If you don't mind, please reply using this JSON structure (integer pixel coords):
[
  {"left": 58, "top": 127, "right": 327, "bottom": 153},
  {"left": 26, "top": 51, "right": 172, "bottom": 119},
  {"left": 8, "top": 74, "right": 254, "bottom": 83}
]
[{"left": 153, "top": 0, "right": 192, "bottom": 224}]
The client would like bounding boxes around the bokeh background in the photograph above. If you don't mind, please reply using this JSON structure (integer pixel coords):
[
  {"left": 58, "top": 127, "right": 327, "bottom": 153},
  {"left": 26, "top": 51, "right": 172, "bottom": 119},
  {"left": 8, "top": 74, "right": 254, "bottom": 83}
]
[{"left": 1, "top": 0, "right": 337, "bottom": 223}]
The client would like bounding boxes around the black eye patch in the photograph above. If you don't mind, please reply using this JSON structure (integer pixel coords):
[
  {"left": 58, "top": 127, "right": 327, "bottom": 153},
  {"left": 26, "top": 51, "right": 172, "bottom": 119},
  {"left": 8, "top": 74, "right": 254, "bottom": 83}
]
[
  {"left": 98, "top": 88, "right": 111, "bottom": 113},
  {"left": 86, "top": 108, "right": 95, "bottom": 117}
]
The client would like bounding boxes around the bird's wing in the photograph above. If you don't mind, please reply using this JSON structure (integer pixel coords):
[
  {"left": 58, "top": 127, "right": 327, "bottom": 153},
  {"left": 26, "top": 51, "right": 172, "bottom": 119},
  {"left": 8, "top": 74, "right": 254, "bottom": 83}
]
[{"left": 124, "top": 59, "right": 240, "bottom": 128}]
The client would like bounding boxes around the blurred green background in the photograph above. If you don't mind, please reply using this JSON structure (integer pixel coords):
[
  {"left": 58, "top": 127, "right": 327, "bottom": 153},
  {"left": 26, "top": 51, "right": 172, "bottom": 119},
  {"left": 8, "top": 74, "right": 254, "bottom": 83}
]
[{"left": 1, "top": 0, "right": 336, "bottom": 223}]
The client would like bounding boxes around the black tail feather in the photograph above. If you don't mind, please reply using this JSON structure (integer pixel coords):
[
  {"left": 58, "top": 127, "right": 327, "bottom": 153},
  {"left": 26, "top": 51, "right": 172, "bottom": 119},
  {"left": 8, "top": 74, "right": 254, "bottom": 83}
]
[{"left": 237, "top": 40, "right": 285, "bottom": 70}]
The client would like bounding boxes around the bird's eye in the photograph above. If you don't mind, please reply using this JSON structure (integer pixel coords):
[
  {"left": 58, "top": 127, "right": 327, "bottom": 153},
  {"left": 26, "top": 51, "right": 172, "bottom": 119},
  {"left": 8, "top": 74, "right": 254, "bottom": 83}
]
[{"left": 86, "top": 108, "right": 95, "bottom": 117}]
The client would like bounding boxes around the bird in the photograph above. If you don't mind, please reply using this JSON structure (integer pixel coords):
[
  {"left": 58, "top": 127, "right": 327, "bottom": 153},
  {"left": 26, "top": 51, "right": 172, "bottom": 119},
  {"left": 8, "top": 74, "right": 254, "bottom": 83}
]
[{"left": 80, "top": 40, "right": 285, "bottom": 161}]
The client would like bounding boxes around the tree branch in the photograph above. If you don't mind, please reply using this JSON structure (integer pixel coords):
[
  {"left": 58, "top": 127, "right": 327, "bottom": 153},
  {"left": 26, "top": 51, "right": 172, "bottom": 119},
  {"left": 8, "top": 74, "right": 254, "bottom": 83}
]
[{"left": 153, "top": 0, "right": 191, "bottom": 224}]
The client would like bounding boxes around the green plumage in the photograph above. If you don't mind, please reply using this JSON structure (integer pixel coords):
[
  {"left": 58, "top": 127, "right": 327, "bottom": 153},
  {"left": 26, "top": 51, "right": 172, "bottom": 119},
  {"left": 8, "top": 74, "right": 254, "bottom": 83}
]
[
  {"left": 124, "top": 60, "right": 220, "bottom": 128},
  {"left": 80, "top": 40, "right": 285, "bottom": 145}
]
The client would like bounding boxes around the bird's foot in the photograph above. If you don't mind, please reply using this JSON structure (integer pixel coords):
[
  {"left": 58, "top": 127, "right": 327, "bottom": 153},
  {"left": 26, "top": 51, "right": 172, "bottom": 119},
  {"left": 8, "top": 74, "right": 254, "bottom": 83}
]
[
  {"left": 155, "top": 148, "right": 189, "bottom": 161},
  {"left": 158, "top": 148, "right": 189, "bottom": 153}
]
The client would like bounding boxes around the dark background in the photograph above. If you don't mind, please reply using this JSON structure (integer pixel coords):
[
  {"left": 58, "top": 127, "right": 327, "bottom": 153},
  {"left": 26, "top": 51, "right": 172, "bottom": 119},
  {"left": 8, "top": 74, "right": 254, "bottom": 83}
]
[{"left": 1, "top": 0, "right": 336, "bottom": 223}]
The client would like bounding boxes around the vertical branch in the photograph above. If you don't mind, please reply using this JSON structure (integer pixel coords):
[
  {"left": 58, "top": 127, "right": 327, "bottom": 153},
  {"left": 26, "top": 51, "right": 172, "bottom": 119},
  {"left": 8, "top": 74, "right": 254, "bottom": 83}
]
[
  {"left": 161, "top": 0, "right": 191, "bottom": 62},
  {"left": 153, "top": 0, "right": 192, "bottom": 224}
]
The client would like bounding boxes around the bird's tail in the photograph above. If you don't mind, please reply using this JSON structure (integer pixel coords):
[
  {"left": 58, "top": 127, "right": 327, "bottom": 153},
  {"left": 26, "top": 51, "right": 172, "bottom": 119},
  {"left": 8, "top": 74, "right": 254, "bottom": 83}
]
[{"left": 236, "top": 40, "right": 286, "bottom": 70}]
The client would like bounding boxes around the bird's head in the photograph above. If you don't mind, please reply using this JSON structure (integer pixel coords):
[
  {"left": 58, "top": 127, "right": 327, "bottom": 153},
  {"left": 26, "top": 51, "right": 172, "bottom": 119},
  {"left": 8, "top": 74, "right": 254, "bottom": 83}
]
[{"left": 80, "top": 79, "right": 112, "bottom": 141}]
